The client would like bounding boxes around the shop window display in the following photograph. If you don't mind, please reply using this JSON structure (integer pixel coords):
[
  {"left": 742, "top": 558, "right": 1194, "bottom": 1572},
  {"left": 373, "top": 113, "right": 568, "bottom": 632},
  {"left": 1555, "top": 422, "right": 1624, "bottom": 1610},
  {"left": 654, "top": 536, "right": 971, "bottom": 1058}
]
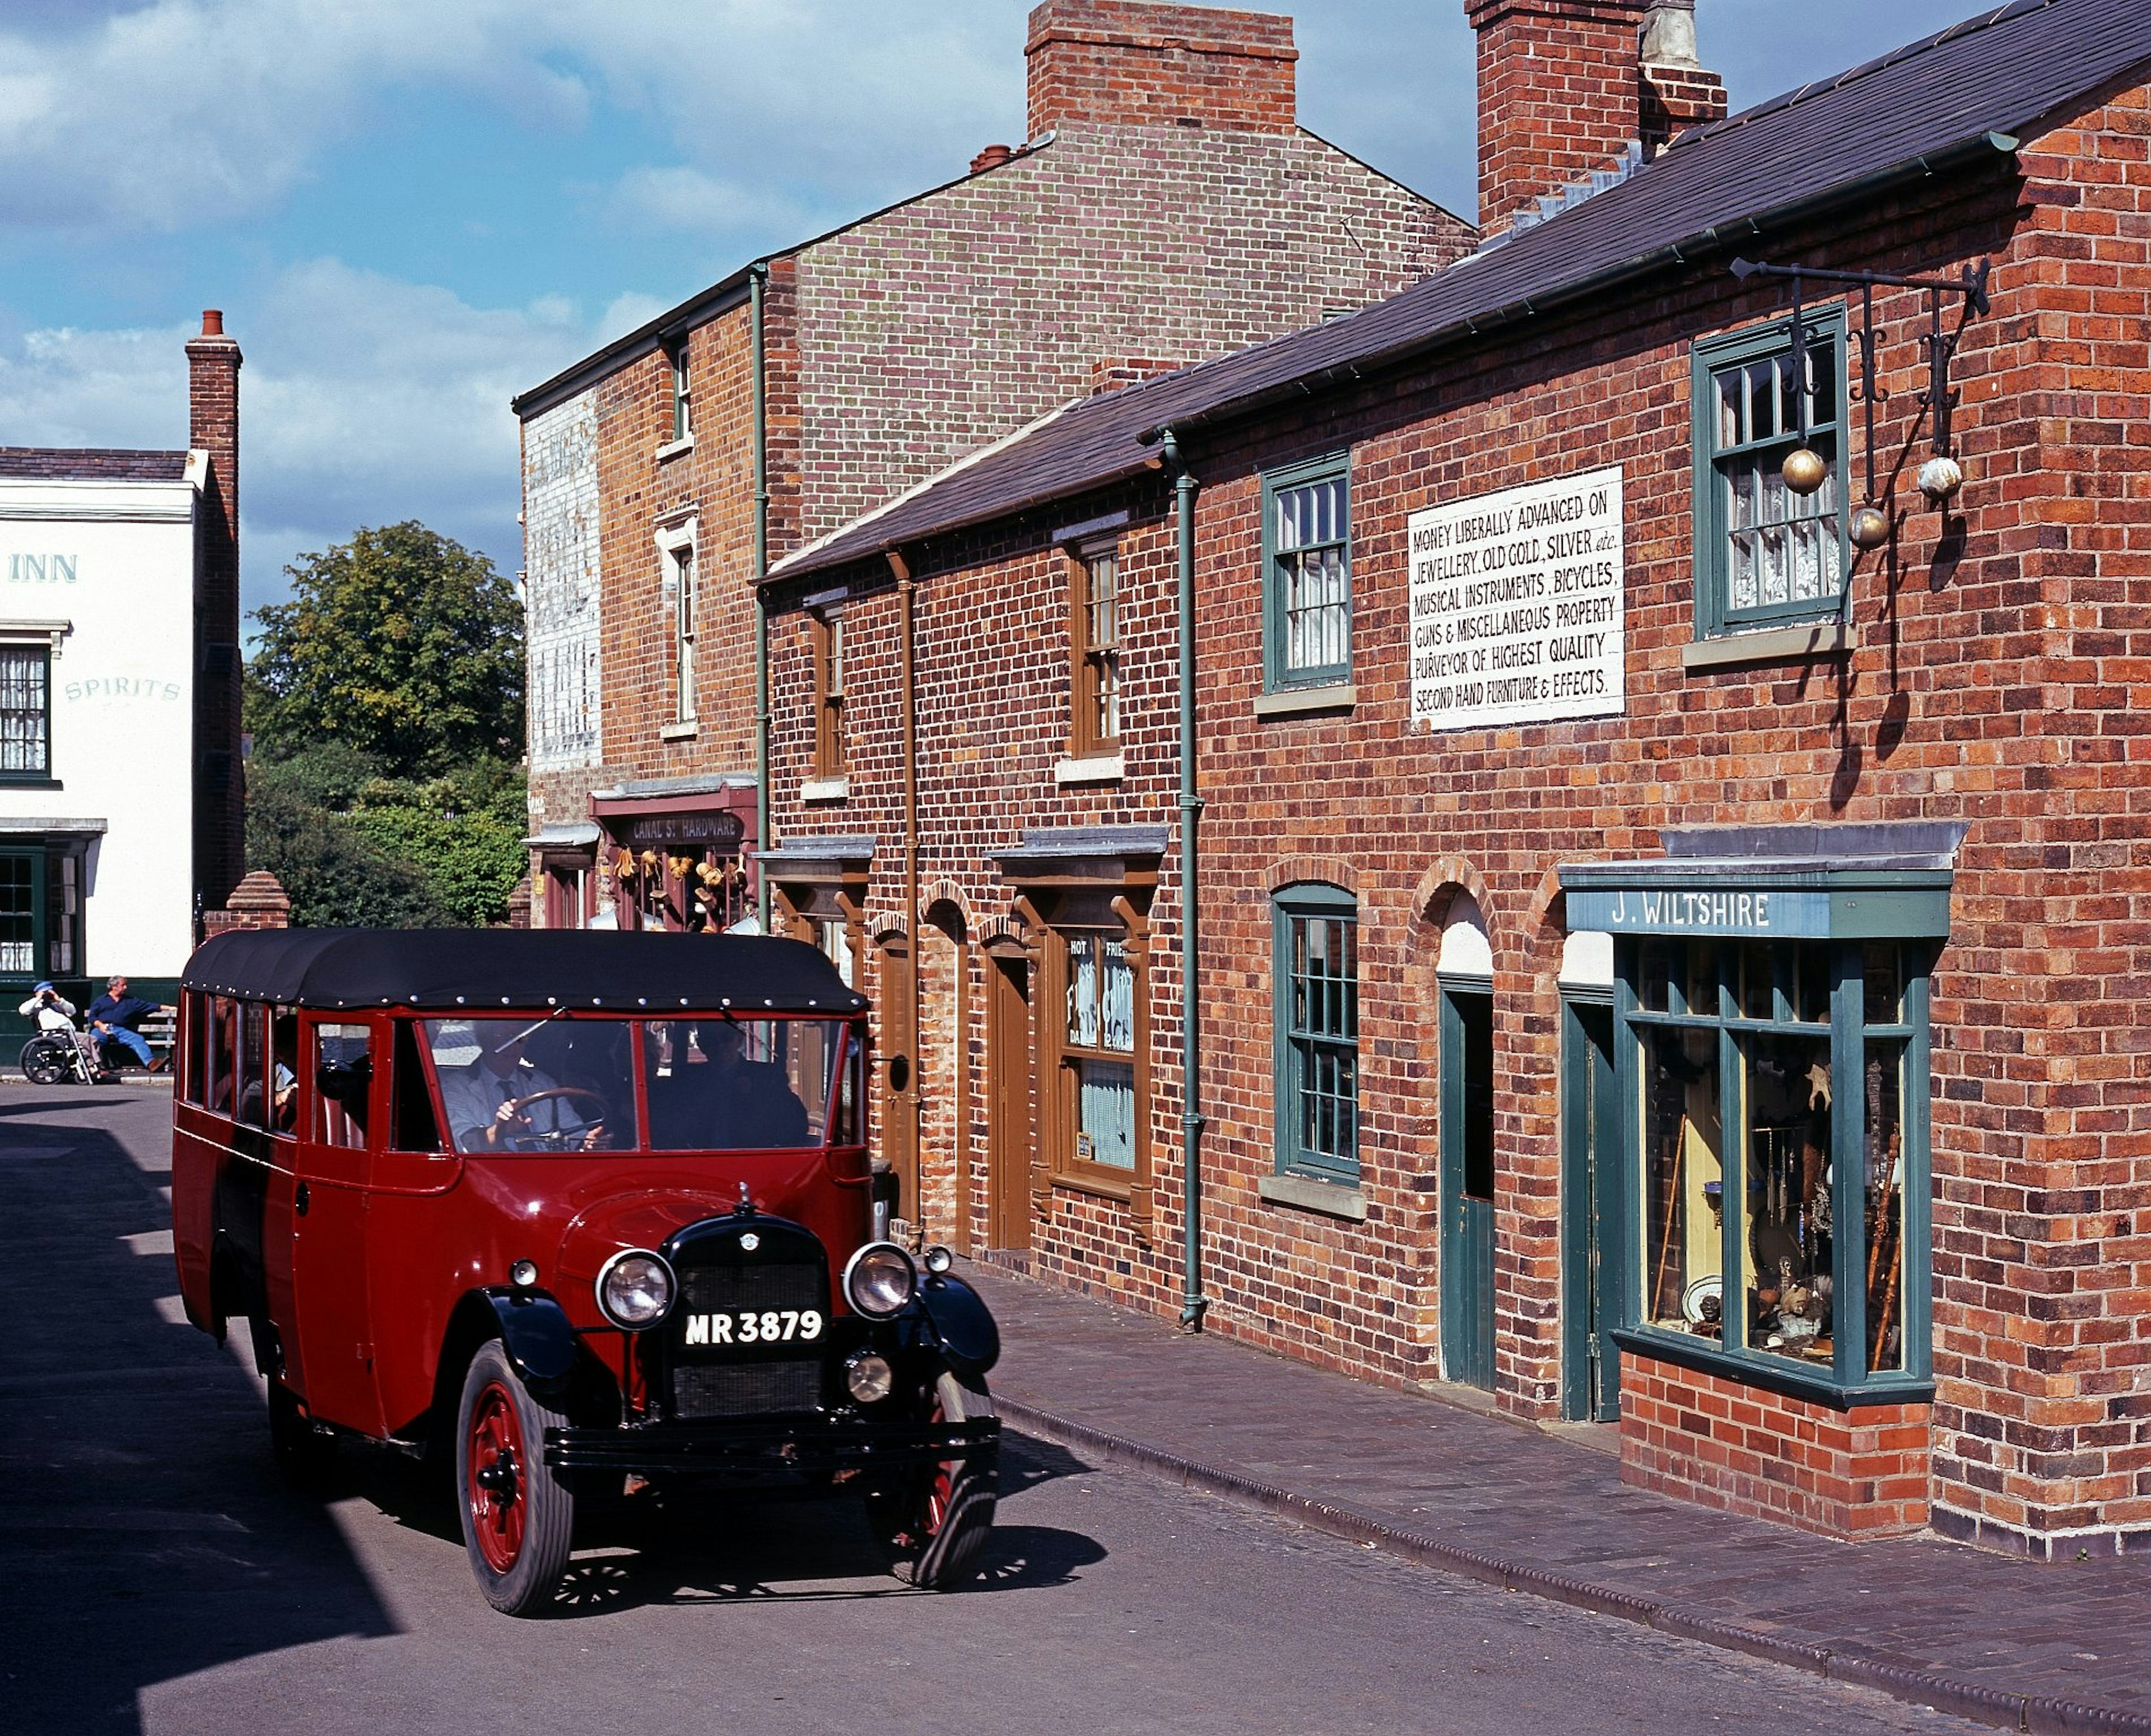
[{"left": 1631, "top": 936, "right": 1923, "bottom": 1392}]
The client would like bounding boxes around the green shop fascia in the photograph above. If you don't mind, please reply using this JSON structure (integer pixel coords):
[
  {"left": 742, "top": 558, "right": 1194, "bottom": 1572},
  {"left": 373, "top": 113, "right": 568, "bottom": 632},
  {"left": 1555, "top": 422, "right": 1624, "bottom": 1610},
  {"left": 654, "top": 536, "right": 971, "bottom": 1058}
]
[{"left": 1559, "top": 823, "right": 1959, "bottom": 1410}]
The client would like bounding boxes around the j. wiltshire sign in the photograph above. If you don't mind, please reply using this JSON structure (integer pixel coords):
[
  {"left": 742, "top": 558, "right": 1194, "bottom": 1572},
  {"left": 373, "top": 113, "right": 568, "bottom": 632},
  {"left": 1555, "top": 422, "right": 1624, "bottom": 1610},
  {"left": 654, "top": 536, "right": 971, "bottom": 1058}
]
[{"left": 1408, "top": 465, "right": 1624, "bottom": 733}]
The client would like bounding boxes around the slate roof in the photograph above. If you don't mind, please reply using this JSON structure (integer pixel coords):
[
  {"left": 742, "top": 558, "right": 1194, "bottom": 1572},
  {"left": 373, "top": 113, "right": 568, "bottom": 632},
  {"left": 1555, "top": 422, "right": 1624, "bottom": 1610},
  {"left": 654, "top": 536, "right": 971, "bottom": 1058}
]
[
  {"left": 0, "top": 448, "right": 189, "bottom": 483},
  {"left": 773, "top": 0, "right": 2151, "bottom": 585}
]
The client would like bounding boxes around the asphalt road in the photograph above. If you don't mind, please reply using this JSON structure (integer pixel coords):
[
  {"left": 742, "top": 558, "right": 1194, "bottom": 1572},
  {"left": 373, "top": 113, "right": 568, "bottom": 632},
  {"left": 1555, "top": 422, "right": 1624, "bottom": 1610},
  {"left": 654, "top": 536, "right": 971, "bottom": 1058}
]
[{"left": 0, "top": 1086, "right": 1988, "bottom": 1736}]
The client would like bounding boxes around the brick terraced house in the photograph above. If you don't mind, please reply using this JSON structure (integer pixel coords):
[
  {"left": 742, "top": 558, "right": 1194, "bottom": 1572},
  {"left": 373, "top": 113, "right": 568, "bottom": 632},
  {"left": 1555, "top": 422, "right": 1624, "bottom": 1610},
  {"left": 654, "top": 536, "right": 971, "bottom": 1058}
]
[
  {"left": 760, "top": 0, "right": 2151, "bottom": 1553},
  {"left": 512, "top": 0, "right": 1472, "bottom": 947}
]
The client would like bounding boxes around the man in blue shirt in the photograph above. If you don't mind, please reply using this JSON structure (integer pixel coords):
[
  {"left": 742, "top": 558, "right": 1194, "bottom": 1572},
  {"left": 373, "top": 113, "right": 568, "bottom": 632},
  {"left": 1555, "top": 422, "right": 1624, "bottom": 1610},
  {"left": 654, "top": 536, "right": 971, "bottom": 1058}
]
[{"left": 86, "top": 974, "right": 157, "bottom": 1072}]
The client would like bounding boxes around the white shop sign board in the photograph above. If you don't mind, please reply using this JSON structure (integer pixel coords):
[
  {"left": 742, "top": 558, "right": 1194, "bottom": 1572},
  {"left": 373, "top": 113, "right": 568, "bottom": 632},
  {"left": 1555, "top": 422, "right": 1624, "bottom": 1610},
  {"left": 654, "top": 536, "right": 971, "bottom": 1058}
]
[{"left": 1408, "top": 465, "right": 1624, "bottom": 733}]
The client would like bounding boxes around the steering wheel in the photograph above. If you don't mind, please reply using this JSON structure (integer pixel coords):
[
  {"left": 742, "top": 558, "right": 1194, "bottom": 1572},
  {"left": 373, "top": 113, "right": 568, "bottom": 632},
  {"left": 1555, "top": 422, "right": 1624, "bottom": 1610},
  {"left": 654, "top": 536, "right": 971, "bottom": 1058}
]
[{"left": 499, "top": 1086, "right": 611, "bottom": 1151}]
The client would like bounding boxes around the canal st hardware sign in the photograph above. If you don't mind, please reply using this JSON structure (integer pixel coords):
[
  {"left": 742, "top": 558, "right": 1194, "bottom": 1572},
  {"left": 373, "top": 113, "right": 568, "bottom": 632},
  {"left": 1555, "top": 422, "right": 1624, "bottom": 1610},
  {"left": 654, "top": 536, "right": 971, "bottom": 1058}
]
[{"left": 1408, "top": 465, "right": 1624, "bottom": 733}]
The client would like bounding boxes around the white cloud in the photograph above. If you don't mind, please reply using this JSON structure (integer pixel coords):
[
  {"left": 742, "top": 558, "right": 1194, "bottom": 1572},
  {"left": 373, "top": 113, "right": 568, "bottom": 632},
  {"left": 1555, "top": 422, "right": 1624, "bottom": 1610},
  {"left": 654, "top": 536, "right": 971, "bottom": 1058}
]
[
  {"left": 0, "top": 259, "right": 613, "bottom": 621},
  {"left": 599, "top": 165, "right": 837, "bottom": 242},
  {"left": 0, "top": 0, "right": 1016, "bottom": 239}
]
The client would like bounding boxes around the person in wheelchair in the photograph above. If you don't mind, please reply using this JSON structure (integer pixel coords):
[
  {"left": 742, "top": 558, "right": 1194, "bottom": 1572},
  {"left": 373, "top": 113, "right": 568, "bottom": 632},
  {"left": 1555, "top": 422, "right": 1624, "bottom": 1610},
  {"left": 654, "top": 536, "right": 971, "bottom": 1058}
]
[{"left": 18, "top": 982, "right": 77, "bottom": 1032}]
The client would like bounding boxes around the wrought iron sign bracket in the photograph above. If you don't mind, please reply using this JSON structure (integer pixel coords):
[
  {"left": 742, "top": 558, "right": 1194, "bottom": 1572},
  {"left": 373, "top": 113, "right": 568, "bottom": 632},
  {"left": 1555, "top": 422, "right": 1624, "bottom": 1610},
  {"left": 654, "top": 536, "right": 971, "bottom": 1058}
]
[{"left": 1721, "top": 255, "right": 1987, "bottom": 533}]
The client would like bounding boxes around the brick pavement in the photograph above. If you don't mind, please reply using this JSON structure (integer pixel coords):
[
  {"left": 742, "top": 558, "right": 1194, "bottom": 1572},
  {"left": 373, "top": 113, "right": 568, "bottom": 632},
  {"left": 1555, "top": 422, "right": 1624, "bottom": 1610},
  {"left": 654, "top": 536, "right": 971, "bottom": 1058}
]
[{"left": 967, "top": 1259, "right": 2151, "bottom": 1736}]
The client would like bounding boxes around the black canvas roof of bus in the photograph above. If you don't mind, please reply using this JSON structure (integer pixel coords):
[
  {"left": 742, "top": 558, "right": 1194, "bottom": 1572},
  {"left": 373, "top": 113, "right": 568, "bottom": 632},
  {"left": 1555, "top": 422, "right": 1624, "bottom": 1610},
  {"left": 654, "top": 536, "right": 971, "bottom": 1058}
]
[{"left": 181, "top": 927, "right": 869, "bottom": 1015}]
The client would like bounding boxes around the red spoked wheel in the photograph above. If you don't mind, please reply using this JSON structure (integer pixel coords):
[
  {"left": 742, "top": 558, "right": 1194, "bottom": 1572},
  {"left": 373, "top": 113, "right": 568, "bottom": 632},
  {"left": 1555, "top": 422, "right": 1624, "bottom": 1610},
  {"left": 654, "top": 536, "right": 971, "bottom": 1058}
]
[
  {"left": 454, "top": 1341, "right": 576, "bottom": 1615},
  {"left": 866, "top": 1369, "right": 998, "bottom": 1589},
  {"left": 465, "top": 1379, "right": 527, "bottom": 1573}
]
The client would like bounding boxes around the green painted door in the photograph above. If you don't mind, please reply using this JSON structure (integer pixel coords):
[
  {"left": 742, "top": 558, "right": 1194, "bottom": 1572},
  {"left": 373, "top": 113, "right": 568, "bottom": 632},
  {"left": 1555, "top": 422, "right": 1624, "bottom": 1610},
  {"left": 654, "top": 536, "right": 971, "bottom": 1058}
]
[
  {"left": 1440, "top": 981, "right": 1496, "bottom": 1391},
  {"left": 1561, "top": 999, "right": 1623, "bottom": 1422}
]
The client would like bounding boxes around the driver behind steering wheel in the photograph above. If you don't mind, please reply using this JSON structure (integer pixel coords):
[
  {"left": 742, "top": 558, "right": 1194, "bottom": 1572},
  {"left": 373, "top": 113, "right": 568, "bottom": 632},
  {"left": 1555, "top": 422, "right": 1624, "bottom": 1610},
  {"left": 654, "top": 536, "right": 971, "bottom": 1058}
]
[{"left": 441, "top": 1021, "right": 611, "bottom": 1153}]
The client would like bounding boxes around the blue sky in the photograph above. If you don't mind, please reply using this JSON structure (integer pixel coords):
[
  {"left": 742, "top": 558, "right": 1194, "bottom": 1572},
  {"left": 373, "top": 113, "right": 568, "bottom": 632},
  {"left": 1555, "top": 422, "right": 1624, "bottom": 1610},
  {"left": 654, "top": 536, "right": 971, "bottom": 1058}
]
[{"left": 0, "top": 0, "right": 1981, "bottom": 628}]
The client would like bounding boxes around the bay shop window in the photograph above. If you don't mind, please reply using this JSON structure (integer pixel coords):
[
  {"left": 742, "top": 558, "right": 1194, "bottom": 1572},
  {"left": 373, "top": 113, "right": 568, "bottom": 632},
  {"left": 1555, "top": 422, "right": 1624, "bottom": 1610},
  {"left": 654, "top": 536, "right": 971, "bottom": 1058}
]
[{"left": 1563, "top": 827, "right": 1954, "bottom": 1403}]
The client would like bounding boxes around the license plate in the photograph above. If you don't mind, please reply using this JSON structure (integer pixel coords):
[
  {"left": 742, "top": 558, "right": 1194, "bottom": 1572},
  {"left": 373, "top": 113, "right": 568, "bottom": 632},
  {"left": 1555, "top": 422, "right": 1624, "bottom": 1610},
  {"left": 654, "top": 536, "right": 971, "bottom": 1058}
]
[{"left": 680, "top": 1308, "right": 825, "bottom": 1348}]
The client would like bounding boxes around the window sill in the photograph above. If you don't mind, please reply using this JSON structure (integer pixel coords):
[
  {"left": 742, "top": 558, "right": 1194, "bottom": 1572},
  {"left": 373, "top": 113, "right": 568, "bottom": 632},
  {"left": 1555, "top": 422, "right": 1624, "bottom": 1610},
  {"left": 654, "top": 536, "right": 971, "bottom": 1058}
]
[
  {"left": 1259, "top": 1171, "right": 1367, "bottom": 1222},
  {"left": 658, "top": 720, "right": 699, "bottom": 742},
  {"left": 1254, "top": 682, "right": 1356, "bottom": 719},
  {"left": 1610, "top": 1326, "right": 1932, "bottom": 1411},
  {"left": 1683, "top": 621, "right": 1858, "bottom": 672},
  {"left": 1054, "top": 752, "right": 1124, "bottom": 786},
  {"left": 0, "top": 778, "right": 62, "bottom": 789},
  {"left": 655, "top": 434, "right": 695, "bottom": 462},
  {"left": 1050, "top": 1167, "right": 1135, "bottom": 1203},
  {"left": 800, "top": 776, "right": 849, "bottom": 805}
]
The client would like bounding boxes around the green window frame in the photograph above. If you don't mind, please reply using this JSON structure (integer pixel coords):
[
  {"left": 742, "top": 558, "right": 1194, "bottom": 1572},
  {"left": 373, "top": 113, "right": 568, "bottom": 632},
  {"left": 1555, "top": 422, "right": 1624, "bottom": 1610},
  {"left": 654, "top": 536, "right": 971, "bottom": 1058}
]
[
  {"left": 1692, "top": 306, "right": 1850, "bottom": 639},
  {"left": 0, "top": 645, "right": 52, "bottom": 781},
  {"left": 1262, "top": 453, "right": 1351, "bottom": 691},
  {"left": 1615, "top": 933, "right": 1933, "bottom": 1405},
  {"left": 1272, "top": 883, "right": 1358, "bottom": 1184}
]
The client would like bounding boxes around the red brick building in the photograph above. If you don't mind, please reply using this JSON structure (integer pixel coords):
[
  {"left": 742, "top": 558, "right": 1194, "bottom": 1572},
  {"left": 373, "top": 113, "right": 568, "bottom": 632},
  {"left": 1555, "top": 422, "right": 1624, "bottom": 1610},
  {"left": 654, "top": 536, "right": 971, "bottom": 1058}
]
[
  {"left": 513, "top": 0, "right": 1472, "bottom": 937},
  {"left": 761, "top": 0, "right": 2151, "bottom": 1554}
]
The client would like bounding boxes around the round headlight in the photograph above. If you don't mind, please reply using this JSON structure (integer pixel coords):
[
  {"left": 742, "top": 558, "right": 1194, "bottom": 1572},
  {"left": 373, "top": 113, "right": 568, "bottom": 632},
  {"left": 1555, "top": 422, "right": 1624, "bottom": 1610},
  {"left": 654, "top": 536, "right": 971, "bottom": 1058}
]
[
  {"left": 842, "top": 1242, "right": 917, "bottom": 1318},
  {"left": 596, "top": 1249, "right": 675, "bottom": 1330},
  {"left": 845, "top": 1352, "right": 895, "bottom": 1404}
]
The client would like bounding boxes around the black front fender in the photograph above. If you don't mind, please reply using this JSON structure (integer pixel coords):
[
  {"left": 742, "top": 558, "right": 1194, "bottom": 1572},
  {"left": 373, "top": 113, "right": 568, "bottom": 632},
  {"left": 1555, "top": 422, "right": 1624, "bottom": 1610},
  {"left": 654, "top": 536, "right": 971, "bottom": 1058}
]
[
  {"left": 915, "top": 1273, "right": 1000, "bottom": 1377},
  {"left": 473, "top": 1286, "right": 579, "bottom": 1404}
]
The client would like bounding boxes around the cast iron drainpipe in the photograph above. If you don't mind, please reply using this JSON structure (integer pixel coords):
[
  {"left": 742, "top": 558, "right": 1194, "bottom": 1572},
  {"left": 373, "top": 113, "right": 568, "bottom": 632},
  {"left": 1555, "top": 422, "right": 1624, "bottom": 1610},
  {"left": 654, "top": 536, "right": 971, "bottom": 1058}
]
[
  {"left": 751, "top": 262, "right": 772, "bottom": 932},
  {"left": 888, "top": 546, "right": 923, "bottom": 1236},
  {"left": 1162, "top": 428, "right": 1207, "bottom": 1332}
]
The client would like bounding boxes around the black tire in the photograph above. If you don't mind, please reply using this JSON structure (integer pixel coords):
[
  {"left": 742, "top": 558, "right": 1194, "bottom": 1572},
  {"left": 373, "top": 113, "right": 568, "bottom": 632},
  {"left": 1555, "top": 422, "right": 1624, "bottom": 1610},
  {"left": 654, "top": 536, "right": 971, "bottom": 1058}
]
[
  {"left": 454, "top": 1340, "right": 576, "bottom": 1617},
  {"left": 20, "top": 1034, "right": 72, "bottom": 1086},
  {"left": 867, "top": 1369, "right": 998, "bottom": 1589},
  {"left": 266, "top": 1376, "right": 338, "bottom": 1490}
]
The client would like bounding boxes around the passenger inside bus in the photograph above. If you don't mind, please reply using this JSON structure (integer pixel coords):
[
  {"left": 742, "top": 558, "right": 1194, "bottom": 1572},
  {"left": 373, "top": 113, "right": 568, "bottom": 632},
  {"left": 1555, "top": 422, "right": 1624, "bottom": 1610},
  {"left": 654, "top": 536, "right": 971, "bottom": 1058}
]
[{"left": 645, "top": 1019, "right": 811, "bottom": 1150}]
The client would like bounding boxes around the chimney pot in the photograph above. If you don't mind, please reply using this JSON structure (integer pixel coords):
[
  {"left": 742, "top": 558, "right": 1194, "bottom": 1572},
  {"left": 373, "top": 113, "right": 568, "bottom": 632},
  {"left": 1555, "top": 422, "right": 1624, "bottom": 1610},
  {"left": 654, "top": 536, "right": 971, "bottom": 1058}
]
[
  {"left": 971, "top": 143, "right": 1016, "bottom": 173},
  {"left": 201, "top": 309, "right": 224, "bottom": 337}
]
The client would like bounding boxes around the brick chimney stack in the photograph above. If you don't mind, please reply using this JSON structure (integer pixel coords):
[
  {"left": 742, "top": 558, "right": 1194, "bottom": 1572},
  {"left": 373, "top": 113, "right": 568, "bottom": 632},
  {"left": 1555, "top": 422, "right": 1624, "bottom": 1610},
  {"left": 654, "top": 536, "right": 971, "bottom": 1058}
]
[
  {"left": 1468, "top": 0, "right": 1644, "bottom": 236},
  {"left": 1025, "top": 0, "right": 1298, "bottom": 139},
  {"left": 185, "top": 309, "right": 245, "bottom": 919}
]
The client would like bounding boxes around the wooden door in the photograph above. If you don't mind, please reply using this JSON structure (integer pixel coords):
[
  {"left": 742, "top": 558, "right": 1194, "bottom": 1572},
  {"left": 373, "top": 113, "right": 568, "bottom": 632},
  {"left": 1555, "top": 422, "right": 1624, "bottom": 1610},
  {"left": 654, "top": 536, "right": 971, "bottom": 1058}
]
[
  {"left": 1561, "top": 999, "right": 1623, "bottom": 1422},
  {"left": 985, "top": 953, "right": 1032, "bottom": 1251},
  {"left": 1440, "top": 981, "right": 1496, "bottom": 1391},
  {"left": 877, "top": 933, "right": 919, "bottom": 1226}
]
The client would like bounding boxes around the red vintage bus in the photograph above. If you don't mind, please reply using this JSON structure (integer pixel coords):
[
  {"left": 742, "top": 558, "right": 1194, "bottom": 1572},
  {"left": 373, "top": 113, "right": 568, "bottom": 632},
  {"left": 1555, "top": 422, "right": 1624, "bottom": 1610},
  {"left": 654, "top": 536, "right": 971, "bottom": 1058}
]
[{"left": 170, "top": 927, "right": 999, "bottom": 1614}]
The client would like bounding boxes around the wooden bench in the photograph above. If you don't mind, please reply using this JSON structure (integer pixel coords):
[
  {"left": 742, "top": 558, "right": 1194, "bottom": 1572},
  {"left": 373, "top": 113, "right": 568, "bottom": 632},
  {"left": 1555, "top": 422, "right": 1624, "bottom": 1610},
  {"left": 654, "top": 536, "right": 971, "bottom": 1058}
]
[{"left": 116, "top": 1003, "right": 177, "bottom": 1073}]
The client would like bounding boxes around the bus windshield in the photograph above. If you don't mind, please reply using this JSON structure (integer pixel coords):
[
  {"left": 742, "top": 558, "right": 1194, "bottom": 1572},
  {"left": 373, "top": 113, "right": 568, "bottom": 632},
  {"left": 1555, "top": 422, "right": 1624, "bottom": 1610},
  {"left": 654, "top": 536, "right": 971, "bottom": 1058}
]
[{"left": 422, "top": 1016, "right": 855, "bottom": 1154}]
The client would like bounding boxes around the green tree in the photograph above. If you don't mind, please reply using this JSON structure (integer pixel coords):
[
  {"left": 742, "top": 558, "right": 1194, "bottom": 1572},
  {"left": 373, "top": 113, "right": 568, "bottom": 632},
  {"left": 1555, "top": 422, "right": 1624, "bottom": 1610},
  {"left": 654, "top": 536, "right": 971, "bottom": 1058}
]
[
  {"left": 246, "top": 757, "right": 448, "bottom": 929},
  {"left": 344, "top": 761, "right": 529, "bottom": 927},
  {"left": 247, "top": 522, "right": 524, "bottom": 780}
]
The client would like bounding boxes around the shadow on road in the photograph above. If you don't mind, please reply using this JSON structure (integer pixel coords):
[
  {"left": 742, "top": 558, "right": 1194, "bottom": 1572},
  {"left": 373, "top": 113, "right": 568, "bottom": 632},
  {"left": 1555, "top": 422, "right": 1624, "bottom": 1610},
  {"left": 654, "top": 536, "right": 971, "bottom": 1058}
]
[
  {"left": 0, "top": 1087, "right": 395, "bottom": 1734},
  {"left": 335, "top": 1425, "right": 1109, "bottom": 1616}
]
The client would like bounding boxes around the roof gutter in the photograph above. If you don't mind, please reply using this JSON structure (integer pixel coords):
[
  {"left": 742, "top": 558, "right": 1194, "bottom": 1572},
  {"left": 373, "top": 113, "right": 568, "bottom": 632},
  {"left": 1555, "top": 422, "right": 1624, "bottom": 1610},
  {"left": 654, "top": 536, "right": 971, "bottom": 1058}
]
[{"left": 1136, "top": 130, "right": 2019, "bottom": 446}]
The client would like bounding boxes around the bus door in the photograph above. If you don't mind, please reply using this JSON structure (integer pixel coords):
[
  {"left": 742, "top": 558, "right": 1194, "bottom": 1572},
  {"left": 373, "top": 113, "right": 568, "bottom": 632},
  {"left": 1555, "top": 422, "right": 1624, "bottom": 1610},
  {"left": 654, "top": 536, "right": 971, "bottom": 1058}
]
[
  {"left": 288, "top": 1014, "right": 384, "bottom": 1435},
  {"left": 226, "top": 1002, "right": 302, "bottom": 1385}
]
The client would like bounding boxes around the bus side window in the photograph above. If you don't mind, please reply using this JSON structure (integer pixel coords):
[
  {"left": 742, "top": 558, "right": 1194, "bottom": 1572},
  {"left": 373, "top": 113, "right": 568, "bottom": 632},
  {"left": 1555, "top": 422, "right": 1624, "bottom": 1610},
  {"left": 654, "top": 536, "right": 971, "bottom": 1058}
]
[
  {"left": 239, "top": 1005, "right": 271, "bottom": 1129},
  {"left": 390, "top": 1018, "right": 444, "bottom": 1152},
  {"left": 314, "top": 1023, "right": 373, "bottom": 1149},
  {"left": 207, "top": 998, "right": 236, "bottom": 1116},
  {"left": 267, "top": 1008, "right": 300, "bottom": 1134},
  {"left": 180, "top": 993, "right": 205, "bottom": 1107}
]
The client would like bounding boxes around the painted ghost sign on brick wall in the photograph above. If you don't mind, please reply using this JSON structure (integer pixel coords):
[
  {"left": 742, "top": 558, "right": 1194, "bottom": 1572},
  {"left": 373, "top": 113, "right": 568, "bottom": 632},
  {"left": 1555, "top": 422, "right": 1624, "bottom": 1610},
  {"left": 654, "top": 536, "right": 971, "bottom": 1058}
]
[{"left": 1408, "top": 465, "right": 1624, "bottom": 733}]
